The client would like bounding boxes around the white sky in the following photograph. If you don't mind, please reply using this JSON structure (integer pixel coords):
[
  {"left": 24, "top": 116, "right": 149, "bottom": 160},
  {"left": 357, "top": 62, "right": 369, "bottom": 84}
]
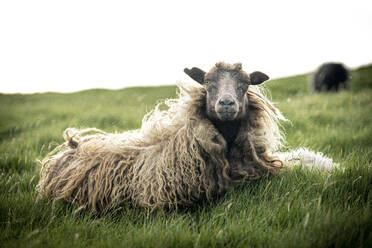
[{"left": 0, "top": 0, "right": 371, "bottom": 93}]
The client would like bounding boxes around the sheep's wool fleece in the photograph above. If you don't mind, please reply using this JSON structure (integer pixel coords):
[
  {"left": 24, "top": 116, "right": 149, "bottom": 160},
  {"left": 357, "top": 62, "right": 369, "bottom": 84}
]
[{"left": 37, "top": 83, "right": 287, "bottom": 213}]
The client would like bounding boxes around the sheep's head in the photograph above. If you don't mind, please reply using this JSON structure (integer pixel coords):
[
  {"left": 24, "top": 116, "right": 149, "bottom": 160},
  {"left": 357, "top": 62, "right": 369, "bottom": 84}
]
[{"left": 184, "top": 62, "right": 269, "bottom": 121}]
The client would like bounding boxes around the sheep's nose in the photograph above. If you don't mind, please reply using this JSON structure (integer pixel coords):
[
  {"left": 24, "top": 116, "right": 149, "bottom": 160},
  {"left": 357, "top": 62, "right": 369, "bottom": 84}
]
[{"left": 218, "top": 96, "right": 235, "bottom": 106}]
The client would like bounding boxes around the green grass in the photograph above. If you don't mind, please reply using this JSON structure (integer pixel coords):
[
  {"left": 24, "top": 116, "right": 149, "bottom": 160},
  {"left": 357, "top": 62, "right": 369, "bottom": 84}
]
[{"left": 1, "top": 65, "right": 372, "bottom": 248}]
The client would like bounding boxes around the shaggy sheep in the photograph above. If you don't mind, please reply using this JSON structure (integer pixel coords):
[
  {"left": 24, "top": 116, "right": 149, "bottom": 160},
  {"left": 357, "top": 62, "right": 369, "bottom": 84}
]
[
  {"left": 37, "top": 62, "right": 337, "bottom": 214},
  {"left": 311, "top": 62, "right": 350, "bottom": 92}
]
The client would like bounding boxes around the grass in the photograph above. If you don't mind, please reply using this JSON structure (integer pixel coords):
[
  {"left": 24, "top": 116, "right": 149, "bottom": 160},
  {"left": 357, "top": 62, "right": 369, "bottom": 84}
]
[{"left": 1, "top": 64, "right": 372, "bottom": 247}]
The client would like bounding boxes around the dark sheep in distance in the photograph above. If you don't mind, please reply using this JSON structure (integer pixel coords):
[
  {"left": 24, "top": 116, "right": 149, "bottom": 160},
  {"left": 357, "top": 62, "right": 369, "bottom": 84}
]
[{"left": 311, "top": 62, "right": 350, "bottom": 92}]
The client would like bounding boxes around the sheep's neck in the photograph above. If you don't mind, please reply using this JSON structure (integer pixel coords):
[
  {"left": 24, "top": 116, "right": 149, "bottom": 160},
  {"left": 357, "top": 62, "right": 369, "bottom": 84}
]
[{"left": 212, "top": 120, "right": 241, "bottom": 150}]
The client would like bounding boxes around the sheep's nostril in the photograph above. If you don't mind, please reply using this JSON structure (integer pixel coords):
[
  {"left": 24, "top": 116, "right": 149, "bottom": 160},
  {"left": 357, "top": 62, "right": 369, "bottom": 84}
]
[{"left": 219, "top": 98, "right": 235, "bottom": 106}]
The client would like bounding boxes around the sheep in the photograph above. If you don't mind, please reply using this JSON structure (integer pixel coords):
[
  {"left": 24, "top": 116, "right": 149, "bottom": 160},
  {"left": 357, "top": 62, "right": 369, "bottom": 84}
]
[
  {"left": 37, "top": 62, "right": 337, "bottom": 214},
  {"left": 311, "top": 62, "right": 350, "bottom": 92}
]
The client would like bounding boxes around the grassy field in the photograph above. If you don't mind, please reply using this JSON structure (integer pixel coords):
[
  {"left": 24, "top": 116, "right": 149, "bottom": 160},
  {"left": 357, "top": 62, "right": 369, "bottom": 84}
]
[{"left": 1, "top": 65, "right": 371, "bottom": 248}]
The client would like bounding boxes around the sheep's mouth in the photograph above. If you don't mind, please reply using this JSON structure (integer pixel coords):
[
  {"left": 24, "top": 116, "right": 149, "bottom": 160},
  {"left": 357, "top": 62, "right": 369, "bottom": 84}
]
[{"left": 216, "top": 111, "right": 238, "bottom": 121}]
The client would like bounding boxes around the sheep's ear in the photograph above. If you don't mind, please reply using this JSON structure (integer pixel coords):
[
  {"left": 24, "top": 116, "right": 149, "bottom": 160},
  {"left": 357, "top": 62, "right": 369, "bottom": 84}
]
[
  {"left": 250, "top": 71, "right": 269, "bottom": 85},
  {"left": 184, "top": 67, "right": 206, "bottom": 84}
]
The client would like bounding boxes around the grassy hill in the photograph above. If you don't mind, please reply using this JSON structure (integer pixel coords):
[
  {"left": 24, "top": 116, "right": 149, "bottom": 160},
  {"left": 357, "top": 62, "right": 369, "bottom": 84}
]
[{"left": 1, "top": 65, "right": 372, "bottom": 247}]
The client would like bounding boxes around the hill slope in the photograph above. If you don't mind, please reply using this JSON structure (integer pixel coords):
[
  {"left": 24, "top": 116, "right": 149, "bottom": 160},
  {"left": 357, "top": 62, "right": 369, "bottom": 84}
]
[{"left": 1, "top": 65, "right": 372, "bottom": 247}]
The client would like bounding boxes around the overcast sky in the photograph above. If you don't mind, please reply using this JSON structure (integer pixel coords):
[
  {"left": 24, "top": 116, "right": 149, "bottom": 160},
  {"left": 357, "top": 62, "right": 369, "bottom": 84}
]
[{"left": 0, "top": 0, "right": 371, "bottom": 93}]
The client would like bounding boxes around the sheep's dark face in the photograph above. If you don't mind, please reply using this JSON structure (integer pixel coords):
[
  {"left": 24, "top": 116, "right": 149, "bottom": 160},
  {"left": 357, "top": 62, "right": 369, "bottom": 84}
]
[
  {"left": 184, "top": 62, "right": 269, "bottom": 122},
  {"left": 203, "top": 68, "right": 248, "bottom": 121}
]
